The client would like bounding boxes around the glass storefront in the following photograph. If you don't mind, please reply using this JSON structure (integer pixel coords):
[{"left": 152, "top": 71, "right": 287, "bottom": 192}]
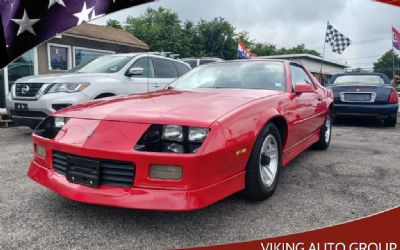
[
  {"left": 74, "top": 48, "right": 112, "bottom": 68},
  {"left": 8, "top": 50, "right": 35, "bottom": 89}
]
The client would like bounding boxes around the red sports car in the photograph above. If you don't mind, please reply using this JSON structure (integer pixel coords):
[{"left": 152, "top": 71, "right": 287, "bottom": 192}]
[{"left": 28, "top": 60, "right": 333, "bottom": 211}]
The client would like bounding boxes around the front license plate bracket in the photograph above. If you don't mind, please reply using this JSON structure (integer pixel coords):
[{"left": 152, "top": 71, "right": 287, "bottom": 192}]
[{"left": 66, "top": 157, "right": 100, "bottom": 188}]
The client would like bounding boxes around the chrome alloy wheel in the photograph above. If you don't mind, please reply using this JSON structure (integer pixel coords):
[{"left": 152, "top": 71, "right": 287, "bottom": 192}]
[
  {"left": 325, "top": 115, "right": 331, "bottom": 144},
  {"left": 259, "top": 134, "right": 279, "bottom": 187}
]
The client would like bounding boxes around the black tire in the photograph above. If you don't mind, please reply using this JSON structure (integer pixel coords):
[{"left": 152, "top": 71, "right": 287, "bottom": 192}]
[
  {"left": 384, "top": 115, "right": 397, "bottom": 127},
  {"left": 314, "top": 111, "right": 332, "bottom": 150},
  {"left": 243, "top": 123, "right": 282, "bottom": 201}
]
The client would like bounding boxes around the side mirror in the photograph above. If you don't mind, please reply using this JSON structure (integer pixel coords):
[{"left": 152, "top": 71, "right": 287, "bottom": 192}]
[
  {"left": 126, "top": 67, "right": 144, "bottom": 77},
  {"left": 295, "top": 82, "right": 315, "bottom": 94}
]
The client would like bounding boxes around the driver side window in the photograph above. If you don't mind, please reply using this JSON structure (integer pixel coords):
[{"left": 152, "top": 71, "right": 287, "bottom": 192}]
[
  {"left": 130, "top": 57, "right": 155, "bottom": 78},
  {"left": 290, "top": 65, "right": 312, "bottom": 91}
]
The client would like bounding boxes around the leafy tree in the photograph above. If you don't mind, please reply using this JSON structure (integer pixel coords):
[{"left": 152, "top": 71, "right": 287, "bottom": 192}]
[
  {"left": 373, "top": 49, "right": 400, "bottom": 80},
  {"left": 109, "top": 7, "right": 321, "bottom": 59},
  {"left": 106, "top": 19, "right": 123, "bottom": 30}
]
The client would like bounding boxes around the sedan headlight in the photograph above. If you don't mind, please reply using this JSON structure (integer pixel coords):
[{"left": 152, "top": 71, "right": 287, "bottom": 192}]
[
  {"left": 47, "top": 83, "right": 90, "bottom": 94},
  {"left": 136, "top": 125, "right": 210, "bottom": 154},
  {"left": 34, "top": 116, "right": 69, "bottom": 139}
]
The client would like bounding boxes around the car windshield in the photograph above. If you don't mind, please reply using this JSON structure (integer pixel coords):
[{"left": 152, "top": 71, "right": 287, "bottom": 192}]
[
  {"left": 170, "top": 61, "right": 286, "bottom": 91},
  {"left": 333, "top": 75, "right": 385, "bottom": 85},
  {"left": 74, "top": 55, "right": 133, "bottom": 73}
]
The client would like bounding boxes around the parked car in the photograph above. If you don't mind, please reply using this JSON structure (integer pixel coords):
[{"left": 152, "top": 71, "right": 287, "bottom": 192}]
[
  {"left": 6, "top": 53, "right": 191, "bottom": 129},
  {"left": 396, "top": 85, "right": 400, "bottom": 97},
  {"left": 181, "top": 57, "right": 224, "bottom": 68},
  {"left": 28, "top": 60, "right": 333, "bottom": 211},
  {"left": 327, "top": 72, "right": 398, "bottom": 126}
]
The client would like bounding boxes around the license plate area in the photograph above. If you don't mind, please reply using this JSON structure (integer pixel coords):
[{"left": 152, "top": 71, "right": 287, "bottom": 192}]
[
  {"left": 15, "top": 103, "right": 28, "bottom": 111},
  {"left": 341, "top": 92, "right": 375, "bottom": 103},
  {"left": 66, "top": 157, "right": 100, "bottom": 188}
]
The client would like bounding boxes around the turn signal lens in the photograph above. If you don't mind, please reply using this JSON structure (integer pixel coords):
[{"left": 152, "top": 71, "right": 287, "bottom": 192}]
[
  {"left": 389, "top": 90, "right": 399, "bottom": 104},
  {"left": 150, "top": 165, "right": 183, "bottom": 180},
  {"left": 35, "top": 144, "right": 46, "bottom": 159}
]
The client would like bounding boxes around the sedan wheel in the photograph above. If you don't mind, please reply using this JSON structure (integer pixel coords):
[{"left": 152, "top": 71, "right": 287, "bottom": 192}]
[
  {"left": 314, "top": 111, "right": 332, "bottom": 150},
  {"left": 243, "top": 123, "right": 282, "bottom": 201}
]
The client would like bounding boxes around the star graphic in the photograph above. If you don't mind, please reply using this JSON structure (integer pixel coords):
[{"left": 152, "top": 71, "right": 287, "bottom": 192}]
[
  {"left": 73, "top": 2, "right": 94, "bottom": 25},
  {"left": 11, "top": 9, "right": 40, "bottom": 36},
  {"left": 90, "top": 9, "right": 105, "bottom": 20},
  {"left": 48, "top": 0, "right": 66, "bottom": 9}
]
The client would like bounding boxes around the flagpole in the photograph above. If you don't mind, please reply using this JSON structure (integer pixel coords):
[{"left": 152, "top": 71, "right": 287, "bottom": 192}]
[{"left": 319, "top": 21, "right": 329, "bottom": 85}]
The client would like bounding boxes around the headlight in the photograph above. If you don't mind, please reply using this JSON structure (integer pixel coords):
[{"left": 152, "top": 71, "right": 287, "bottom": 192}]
[
  {"left": 34, "top": 116, "right": 69, "bottom": 139},
  {"left": 47, "top": 83, "right": 90, "bottom": 94},
  {"left": 136, "top": 125, "right": 210, "bottom": 154},
  {"left": 188, "top": 127, "right": 209, "bottom": 143},
  {"left": 54, "top": 117, "right": 68, "bottom": 128},
  {"left": 162, "top": 125, "right": 183, "bottom": 142}
]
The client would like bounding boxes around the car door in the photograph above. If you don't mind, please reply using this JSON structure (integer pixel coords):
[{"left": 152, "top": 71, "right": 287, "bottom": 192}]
[
  {"left": 289, "top": 64, "right": 321, "bottom": 142},
  {"left": 152, "top": 58, "right": 179, "bottom": 90},
  {"left": 125, "top": 56, "right": 156, "bottom": 94}
]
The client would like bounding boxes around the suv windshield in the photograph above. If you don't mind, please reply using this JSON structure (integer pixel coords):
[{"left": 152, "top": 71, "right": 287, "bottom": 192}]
[
  {"left": 170, "top": 61, "right": 285, "bottom": 91},
  {"left": 75, "top": 55, "right": 133, "bottom": 73},
  {"left": 333, "top": 75, "right": 385, "bottom": 85}
]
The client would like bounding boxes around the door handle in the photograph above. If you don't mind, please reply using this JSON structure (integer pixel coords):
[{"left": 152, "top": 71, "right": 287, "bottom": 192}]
[{"left": 153, "top": 83, "right": 161, "bottom": 88}]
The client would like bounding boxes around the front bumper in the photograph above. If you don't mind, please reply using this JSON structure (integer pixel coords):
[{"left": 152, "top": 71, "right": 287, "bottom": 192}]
[
  {"left": 27, "top": 119, "right": 247, "bottom": 211},
  {"left": 6, "top": 92, "right": 89, "bottom": 128},
  {"left": 333, "top": 103, "right": 398, "bottom": 118},
  {"left": 28, "top": 161, "right": 244, "bottom": 211}
]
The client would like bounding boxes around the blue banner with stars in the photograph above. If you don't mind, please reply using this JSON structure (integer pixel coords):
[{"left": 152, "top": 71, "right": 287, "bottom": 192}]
[{"left": 0, "top": 0, "right": 154, "bottom": 69}]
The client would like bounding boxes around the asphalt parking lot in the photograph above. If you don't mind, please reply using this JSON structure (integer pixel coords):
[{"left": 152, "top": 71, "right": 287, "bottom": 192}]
[{"left": 0, "top": 118, "right": 399, "bottom": 250}]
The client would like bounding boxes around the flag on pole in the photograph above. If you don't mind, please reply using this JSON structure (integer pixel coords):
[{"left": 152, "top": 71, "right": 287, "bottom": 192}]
[
  {"left": 325, "top": 23, "right": 352, "bottom": 54},
  {"left": 0, "top": 0, "right": 154, "bottom": 69},
  {"left": 392, "top": 26, "right": 400, "bottom": 51},
  {"left": 237, "top": 39, "right": 256, "bottom": 59}
]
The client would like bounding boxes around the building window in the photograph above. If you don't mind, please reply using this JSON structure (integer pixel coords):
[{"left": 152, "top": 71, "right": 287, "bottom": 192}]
[
  {"left": 73, "top": 47, "right": 114, "bottom": 68},
  {"left": 48, "top": 43, "right": 71, "bottom": 71}
]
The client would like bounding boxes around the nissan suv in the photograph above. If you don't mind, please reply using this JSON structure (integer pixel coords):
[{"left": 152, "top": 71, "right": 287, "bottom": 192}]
[{"left": 6, "top": 53, "right": 191, "bottom": 129}]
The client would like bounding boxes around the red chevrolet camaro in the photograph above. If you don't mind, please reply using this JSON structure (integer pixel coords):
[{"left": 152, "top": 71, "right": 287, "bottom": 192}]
[{"left": 28, "top": 60, "right": 333, "bottom": 211}]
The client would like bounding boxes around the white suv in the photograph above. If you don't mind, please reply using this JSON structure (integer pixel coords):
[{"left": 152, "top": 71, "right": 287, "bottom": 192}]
[{"left": 6, "top": 53, "right": 191, "bottom": 128}]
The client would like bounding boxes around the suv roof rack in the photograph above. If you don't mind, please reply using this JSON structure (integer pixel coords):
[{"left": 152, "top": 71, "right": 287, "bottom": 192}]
[{"left": 146, "top": 52, "right": 181, "bottom": 59}]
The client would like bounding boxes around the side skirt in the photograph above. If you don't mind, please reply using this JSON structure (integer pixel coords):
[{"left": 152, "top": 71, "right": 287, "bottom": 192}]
[{"left": 282, "top": 131, "right": 320, "bottom": 166}]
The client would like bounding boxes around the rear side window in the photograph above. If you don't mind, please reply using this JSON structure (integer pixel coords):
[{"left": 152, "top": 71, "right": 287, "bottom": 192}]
[
  {"left": 290, "top": 65, "right": 312, "bottom": 89},
  {"left": 174, "top": 62, "right": 191, "bottom": 76},
  {"left": 154, "top": 58, "right": 178, "bottom": 78}
]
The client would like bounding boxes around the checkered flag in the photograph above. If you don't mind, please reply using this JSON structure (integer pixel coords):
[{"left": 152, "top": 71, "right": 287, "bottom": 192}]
[{"left": 325, "top": 23, "right": 352, "bottom": 54}]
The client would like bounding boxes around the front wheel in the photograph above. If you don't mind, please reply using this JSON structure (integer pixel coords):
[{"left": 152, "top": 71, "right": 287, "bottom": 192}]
[
  {"left": 243, "top": 123, "right": 282, "bottom": 201},
  {"left": 313, "top": 111, "right": 332, "bottom": 150}
]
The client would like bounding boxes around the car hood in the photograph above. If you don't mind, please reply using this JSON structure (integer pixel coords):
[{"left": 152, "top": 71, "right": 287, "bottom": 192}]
[
  {"left": 56, "top": 89, "right": 280, "bottom": 126},
  {"left": 16, "top": 73, "right": 115, "bottom": 84}
]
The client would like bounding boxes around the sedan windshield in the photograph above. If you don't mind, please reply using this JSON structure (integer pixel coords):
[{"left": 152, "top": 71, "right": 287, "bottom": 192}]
[
  {"left": 170, "top": 61, "right": 286, "bottom": 91},
  {"left": 75, "top": 55, "right": 133, "bottom": 73},
  {"left": 333, "top": 75, "right": 385, "bottom": 85}
]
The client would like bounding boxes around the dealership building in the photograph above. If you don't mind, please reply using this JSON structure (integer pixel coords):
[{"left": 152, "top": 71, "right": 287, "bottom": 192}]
[
  {"left": 0, "top": 23, "right": 149, "bottom": 108},
  {"left": 260, "top": 54, "right": 348, "bottom": 85}
]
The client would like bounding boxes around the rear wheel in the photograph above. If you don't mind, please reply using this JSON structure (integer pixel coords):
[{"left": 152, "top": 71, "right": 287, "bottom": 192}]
[
  {"left": 314, "top": 111, "right": 332, "bottom": 150},
  {"left": 243, "top": 123, "right": 282, "bottom": 201},
  {"left": 384, "top": 115, "right": 397, "bottom": 127}
]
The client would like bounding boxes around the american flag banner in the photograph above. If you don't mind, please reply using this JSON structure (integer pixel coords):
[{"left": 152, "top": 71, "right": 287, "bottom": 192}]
[
  {"left": 0, "top": 0, "right": 154, "bottom": 69},
  {"left": 393, "top": 26, "right": 400, "bottom": 51},
  {"left": 325, "top": 23, "right": 352, "bottom": 54}
]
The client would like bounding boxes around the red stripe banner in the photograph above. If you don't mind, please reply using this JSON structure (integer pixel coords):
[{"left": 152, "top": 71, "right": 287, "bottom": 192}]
[
  {"left": 374, "top": 0, "right": 400, "bottom": 7},
  {"left": 182, "top": 206, "right": 400, "bottom": 250}
]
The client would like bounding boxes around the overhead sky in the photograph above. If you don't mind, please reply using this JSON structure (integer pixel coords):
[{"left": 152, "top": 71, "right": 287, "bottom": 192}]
[{"left": 92, "top": 0, "right": 400, "bottom": 68}]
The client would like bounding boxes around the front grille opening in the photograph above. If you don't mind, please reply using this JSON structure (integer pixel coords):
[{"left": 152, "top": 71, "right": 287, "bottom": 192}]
[
  {"left": 15, "top": 83, "right": 44, "bottom": 97},
  {"left": 53, "top": 151, "right": 135, "bottom": 188}
]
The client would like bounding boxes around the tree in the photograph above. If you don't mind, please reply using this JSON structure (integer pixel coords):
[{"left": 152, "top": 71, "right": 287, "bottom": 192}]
[
  {"left": 106, "top": 19, "right": 123, "bottom": 30},
  {"left": 373, "top": 49, "right": 400, "bottom": 80},
  {"left": 125, "top": 7, "right": 184, "bottom": 55}
]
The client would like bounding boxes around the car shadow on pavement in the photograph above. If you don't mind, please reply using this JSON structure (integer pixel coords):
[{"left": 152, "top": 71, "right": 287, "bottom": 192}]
[{"left": 333, "top": 116, "right": 394, "bottom": 128}]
